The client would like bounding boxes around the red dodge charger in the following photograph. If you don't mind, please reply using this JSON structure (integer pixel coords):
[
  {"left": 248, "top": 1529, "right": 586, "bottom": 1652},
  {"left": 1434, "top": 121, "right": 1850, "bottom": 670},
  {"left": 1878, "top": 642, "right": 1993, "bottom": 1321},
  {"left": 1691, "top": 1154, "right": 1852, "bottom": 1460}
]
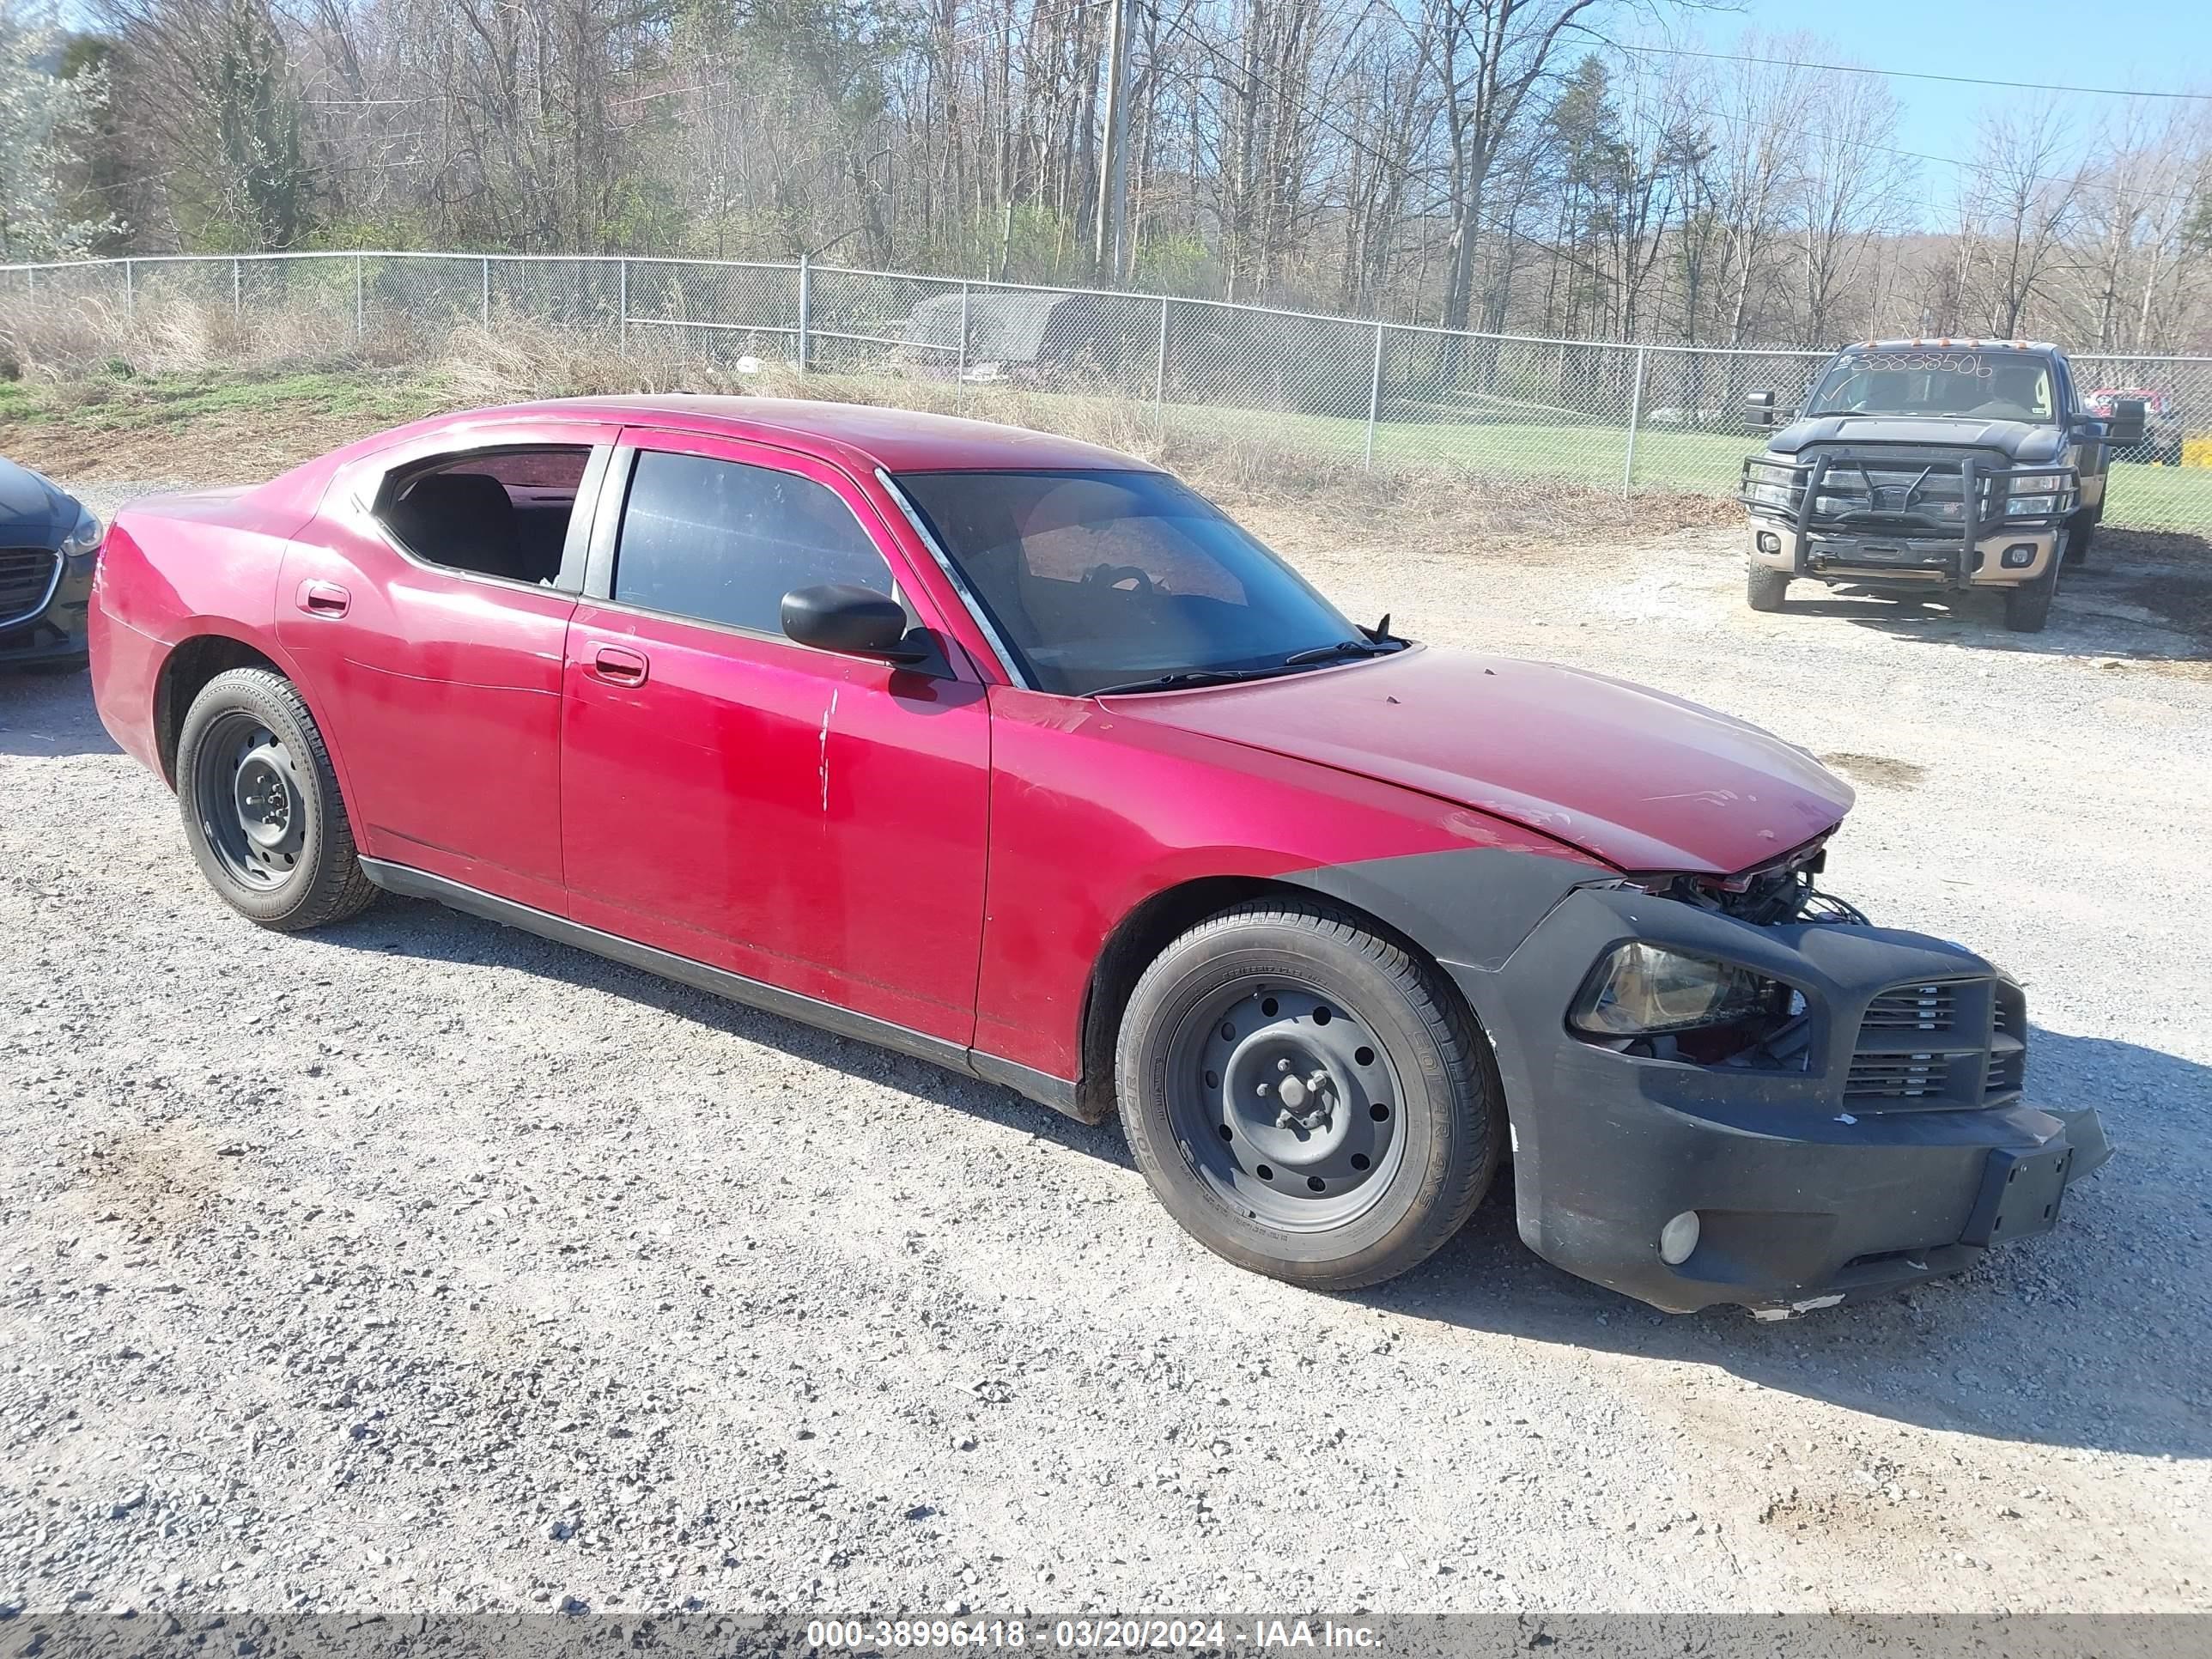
[{"left": 88, "top": 397, "right": 2108, "bottom": 1315}]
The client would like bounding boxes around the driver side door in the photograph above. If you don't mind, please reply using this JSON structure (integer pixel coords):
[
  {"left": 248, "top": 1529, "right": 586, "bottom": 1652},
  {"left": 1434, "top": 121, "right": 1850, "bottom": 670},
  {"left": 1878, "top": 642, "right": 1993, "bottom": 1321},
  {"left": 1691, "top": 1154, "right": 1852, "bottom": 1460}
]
[{"left": 558, "top": 429, "right": 994, "bottom": 1046}]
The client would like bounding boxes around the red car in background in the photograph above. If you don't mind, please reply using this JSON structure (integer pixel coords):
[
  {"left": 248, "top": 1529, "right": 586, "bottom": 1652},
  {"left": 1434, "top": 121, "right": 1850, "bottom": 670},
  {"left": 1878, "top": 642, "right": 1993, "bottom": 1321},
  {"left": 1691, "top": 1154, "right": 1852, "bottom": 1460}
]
[
  {"left": 2085, "top": 386, "right": 2185, "bottom": 465},
  {"left": 88, "top": 398, "right": 2109, "bottom": 1316}
]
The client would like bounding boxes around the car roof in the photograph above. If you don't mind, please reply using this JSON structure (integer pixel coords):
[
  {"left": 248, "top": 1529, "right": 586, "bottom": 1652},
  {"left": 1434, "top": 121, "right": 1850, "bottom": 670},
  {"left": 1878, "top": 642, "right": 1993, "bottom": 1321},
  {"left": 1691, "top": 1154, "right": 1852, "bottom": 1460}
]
[{"left": 486, "top": 395, "right": 1155, "bottom": 474}]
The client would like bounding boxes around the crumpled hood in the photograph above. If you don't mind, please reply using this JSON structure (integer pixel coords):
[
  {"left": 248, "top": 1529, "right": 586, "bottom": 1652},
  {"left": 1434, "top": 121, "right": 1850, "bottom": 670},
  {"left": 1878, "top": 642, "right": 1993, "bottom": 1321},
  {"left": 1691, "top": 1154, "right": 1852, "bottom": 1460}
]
[
  {"left": 1113, "top": 646, "right": 1854, "bottom": 873},
  {"left": 1768, "top": 414, "right": 2066, "bottom": 464}
]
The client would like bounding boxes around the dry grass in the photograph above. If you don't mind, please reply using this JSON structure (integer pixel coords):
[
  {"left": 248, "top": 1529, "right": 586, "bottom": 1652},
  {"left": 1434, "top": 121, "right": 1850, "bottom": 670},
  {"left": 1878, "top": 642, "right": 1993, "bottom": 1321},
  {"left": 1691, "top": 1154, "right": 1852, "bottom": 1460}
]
[{"left": 0, "top": 300, "right": 1737, "bottom": 549}]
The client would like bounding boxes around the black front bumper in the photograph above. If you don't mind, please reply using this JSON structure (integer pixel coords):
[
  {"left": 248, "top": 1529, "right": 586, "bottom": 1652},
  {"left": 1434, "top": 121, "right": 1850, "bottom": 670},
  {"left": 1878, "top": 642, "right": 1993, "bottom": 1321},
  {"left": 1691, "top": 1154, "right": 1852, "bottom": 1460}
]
[
  {"left": 0, "top": 548, "right": 93, "bottom": 668},
  {"left": 1449, "top": 885, "right": 2111, "bottom": 1316}
]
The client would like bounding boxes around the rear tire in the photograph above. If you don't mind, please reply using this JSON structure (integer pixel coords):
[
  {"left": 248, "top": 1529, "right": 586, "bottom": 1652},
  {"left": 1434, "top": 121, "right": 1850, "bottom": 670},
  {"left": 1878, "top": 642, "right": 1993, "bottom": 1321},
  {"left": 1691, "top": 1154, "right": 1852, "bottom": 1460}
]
[
  {"left": 1747, "top": 565, "right": 1790, "bottom": 612},
  {"left": 176, "top": 667, "right": 378, "bottom": 931},
  {"left": 1116, "top": 899, "right": 1503, "bottom": 1291}
]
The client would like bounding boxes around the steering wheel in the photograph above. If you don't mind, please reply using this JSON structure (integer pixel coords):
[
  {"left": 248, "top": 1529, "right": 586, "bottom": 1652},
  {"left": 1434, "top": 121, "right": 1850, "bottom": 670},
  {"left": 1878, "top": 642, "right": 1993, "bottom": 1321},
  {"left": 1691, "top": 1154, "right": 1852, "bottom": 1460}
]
[{"left": 1081, "top": 562, "right": 1156, "bottom": 594}]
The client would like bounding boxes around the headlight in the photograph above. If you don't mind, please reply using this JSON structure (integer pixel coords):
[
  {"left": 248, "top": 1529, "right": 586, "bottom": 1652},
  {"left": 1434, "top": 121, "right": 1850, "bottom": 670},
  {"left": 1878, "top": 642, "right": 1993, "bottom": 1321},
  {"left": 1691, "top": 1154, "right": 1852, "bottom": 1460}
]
[
  {"left": 2009, "top": 474, "right": 2065, "bottom": 494},
  {"left": 60, "top": 507, "right": 102, "bottom": 558},
  {"left": 2005, "top": 495, "right": 2057, "bottom": 516},
  {"left": 1746, "top": 482, "right": 1794, "bottom": 508},
  {"left": 1570, "top": 943, "right": 1784, "bottom": 1036}
]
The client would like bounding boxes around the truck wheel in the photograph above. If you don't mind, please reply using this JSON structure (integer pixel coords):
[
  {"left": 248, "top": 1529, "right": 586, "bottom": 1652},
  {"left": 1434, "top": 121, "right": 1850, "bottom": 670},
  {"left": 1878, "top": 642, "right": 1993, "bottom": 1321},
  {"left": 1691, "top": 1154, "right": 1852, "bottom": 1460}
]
[
  {"left": 2003, "top": 555, "right": 2061, "bottom": 635},
  {"left": 176, "top": 667, "right": 379, "bottom": 931},
  {"left": 1747, "top": 565, "right": 1790, "bottom": 612},
  {"left": 1116, "top": 899, "right": 1503, "bottom": 1291}
]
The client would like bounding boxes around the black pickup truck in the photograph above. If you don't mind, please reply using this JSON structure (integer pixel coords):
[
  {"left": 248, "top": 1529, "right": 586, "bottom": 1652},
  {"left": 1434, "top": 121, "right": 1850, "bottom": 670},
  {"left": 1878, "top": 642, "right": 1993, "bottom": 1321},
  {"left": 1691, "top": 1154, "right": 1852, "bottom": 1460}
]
[{"left": 1736, "top": 341, "right": 2145, "bottom": 633}]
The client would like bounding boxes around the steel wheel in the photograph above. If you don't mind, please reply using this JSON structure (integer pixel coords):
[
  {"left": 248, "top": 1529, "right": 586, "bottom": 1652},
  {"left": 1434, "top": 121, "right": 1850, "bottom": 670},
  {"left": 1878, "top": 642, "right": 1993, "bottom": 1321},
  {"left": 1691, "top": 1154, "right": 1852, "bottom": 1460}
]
[
  {"left": 1167, "top": 978, "right": 1408, "bottom": 1231},
  {"left": 1118, "top": 899, "right": 1502, "bottom": 1290},
  {"left": 190, "top": 709, "right": 308, "bottom": 891}
]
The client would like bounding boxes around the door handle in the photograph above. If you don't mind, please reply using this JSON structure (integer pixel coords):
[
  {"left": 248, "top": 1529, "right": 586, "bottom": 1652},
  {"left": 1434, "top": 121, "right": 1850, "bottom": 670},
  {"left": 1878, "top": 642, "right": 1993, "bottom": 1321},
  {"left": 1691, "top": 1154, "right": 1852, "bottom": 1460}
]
[
  {"left": 295, "top": 580, "right": 350, "bottom": 618},
  {"left": 590, "top": 644, "right": 650, "bottom": 686}
]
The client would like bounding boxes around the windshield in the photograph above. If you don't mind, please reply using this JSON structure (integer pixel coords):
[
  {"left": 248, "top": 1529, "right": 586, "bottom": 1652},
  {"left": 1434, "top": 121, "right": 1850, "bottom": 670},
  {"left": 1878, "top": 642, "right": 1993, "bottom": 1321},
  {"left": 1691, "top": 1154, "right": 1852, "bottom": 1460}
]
[
  {"left": 1804, "top": 350, "right": 2055, "bottom": 422},
  {"left": 893, "top": 469, "right": 1369, "bottom": 696}
]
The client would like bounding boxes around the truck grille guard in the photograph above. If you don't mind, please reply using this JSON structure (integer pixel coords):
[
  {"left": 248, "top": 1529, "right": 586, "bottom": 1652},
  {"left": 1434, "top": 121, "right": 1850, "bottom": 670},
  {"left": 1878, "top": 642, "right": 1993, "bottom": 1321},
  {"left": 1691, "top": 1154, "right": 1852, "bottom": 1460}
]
[{"left": 1737, "top": 452, "right": 2079, "bottom": 582}]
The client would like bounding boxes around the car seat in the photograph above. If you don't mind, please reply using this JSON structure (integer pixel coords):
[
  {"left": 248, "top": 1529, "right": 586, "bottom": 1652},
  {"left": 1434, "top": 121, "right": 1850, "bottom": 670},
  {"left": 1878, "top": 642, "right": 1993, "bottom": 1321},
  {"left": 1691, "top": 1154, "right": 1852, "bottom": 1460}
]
[{"left": 386, "top": 472, "right": 542, "bottom": 583}]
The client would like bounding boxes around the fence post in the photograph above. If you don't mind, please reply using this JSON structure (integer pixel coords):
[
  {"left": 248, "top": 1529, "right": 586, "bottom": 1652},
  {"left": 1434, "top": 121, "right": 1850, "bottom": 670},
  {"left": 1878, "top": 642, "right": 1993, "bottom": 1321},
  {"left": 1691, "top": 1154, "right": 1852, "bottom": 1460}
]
[
  {"left": 232, "top": 257, "right": 241, "bottom": 321},
  {"left": 125, "top": 258, "right": 134, "bottom": 319},
  {"left": 619, "top": 258, "right": 629, "bottom": 357},
  {"left": 957, "top": 283, "right": 970, "bottom": 381},
  {"left": 1621, "top": 344, "right": 1650, "bottom": 495},
  {"left": 353, "top": 254, "right": 364, "bottom": 343},
  {"left": 1364, "top": 320, "right": 1386, "bottom": 469},
  {"left": 1155, "top": 294, "right": 1170, "bottom": 415},
  {"left": 481, "top": 256, "right": 491, "bottom": 326},
  {"left": 795, "top": 254, "right": 811, "bottom": 372}
]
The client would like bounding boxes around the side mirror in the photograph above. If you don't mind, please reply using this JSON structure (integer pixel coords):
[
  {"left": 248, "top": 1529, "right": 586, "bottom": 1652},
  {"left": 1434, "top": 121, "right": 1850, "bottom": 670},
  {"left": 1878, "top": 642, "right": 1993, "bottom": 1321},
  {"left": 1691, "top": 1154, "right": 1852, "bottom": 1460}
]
[
  {"left": 2106, "top": 398, "right": 2147, "bottom": 447},
  {"left": 781, "top": 583, "right": 918, "bottom": 659},
  {"left": 1745, "top": 389, "right": 1777, "bottom": 430}
]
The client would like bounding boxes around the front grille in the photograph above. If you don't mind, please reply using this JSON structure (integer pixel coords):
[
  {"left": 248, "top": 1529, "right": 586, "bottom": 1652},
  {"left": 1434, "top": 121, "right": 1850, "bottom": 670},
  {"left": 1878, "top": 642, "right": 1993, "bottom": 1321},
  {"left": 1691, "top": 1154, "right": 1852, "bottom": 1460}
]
[
  {"left": 0, "top": 547, "right": 61, "bottom": 625},
  {"left": 1863, "top": 983, "right": 1959, "bottom": 1032},
  {"left": 1846, "top": 1054, "right": 1955, "bottom": 1100},
  {"left": 1845, "top": 976, "right": 2003, "bottom": 1108},
  {"left": 1986, "top": 982, "right": 2027, "bottom": 1097}
]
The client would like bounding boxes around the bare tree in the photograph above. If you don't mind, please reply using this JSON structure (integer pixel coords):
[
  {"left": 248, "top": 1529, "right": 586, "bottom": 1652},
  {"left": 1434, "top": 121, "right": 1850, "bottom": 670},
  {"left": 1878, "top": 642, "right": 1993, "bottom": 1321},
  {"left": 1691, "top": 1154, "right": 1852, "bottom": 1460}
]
[
  {"left": 1792, "top": 66, "right": 1914, "bottom": 343},
  {"left": 48, "top": 3, "right": 2212, "bottom": 350},
  {"left": 1954, "top": 104, "right": 2083, "bottom": 337}
]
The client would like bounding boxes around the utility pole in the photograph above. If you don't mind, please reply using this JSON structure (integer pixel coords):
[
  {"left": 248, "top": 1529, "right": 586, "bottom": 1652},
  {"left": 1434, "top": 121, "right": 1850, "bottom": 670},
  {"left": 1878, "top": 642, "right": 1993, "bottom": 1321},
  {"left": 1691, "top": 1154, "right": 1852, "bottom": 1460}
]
[{"left": 1093, "top": 0, "right": 1131, "bottom": 282}]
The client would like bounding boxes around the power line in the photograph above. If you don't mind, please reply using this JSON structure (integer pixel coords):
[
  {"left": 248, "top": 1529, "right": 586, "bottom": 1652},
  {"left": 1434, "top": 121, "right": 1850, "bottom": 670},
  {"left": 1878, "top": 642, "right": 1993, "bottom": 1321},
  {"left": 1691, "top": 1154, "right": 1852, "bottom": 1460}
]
[{"left": 1612, "top": 42, "right": 2212, "bottom": 104}]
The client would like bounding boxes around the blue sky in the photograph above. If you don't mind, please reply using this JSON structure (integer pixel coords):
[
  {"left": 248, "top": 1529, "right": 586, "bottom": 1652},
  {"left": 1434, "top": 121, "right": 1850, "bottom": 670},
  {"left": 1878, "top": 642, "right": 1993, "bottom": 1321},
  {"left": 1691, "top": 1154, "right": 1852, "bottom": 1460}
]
[{"left": 1709, "top": 0, "right": 2212, "bottom": 175}]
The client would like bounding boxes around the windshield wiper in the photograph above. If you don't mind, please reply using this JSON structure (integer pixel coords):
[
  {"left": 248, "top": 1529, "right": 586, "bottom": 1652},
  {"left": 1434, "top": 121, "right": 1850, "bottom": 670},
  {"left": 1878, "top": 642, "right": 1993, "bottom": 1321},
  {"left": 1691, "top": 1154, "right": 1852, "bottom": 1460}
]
[
  {"left": 1279, "top": 637, "right": 1405, "bottom": 666},
  {"left": 1089, "top": 666, "right": 1301, "bottom": 697}
]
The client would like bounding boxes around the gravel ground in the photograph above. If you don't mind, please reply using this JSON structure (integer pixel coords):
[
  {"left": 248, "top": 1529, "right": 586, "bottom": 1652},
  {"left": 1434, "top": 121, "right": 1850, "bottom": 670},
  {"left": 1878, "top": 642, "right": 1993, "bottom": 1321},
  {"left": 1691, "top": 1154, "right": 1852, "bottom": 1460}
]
[{"left": 2, "top": 478, "right": 2208, "bottom": 1620}]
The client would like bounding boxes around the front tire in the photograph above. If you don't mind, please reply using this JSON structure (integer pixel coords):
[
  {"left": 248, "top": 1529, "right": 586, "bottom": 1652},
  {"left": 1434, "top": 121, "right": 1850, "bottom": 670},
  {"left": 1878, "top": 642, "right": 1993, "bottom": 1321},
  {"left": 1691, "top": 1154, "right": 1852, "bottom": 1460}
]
[
  {"left": 176, "top": 667, "right": 378, "bottom": 931},
  {"left": 2003, "top": 549, "right": 2062, "bottom": 634},
  {"left": 1116, "top": 899, "right": 1503, "bottom": 1290},
  {"left": 2064, "top": 510, "right": 2097, "bottom": 566},
  {"left": 1747, "top": 565, "right": 1790, "bottom": 612}
]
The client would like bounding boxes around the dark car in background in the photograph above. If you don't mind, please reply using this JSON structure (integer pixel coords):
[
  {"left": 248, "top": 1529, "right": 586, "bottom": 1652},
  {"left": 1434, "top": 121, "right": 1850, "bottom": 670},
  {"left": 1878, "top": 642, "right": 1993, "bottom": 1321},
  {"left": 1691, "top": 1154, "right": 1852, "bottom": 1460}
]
[{"left": 0, "top": 457, "right": 101, "bottom": 672}]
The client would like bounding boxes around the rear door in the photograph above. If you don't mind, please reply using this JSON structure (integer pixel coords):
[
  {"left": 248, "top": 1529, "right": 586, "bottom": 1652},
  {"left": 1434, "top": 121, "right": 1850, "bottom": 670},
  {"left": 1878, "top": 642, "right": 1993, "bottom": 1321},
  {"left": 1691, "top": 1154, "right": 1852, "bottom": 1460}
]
[
  {"left": 278, "top": 422, "right": 617, "bottom": 915},
  {"left": 559, "top": 428, "right": 993, "bottom": 1044}
]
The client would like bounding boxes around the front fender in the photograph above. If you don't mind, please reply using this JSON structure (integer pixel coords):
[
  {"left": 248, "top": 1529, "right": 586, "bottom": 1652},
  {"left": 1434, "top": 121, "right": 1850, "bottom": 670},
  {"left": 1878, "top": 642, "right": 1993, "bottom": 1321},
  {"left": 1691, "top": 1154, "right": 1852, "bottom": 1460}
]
[{"left": 972, "top": 685, "right": 1607, "bottom": 1086}]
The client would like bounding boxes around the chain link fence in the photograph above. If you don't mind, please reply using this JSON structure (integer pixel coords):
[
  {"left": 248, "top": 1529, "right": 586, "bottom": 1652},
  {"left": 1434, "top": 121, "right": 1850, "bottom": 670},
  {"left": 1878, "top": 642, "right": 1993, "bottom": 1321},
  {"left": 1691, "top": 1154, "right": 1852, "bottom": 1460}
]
[{"left": 5, "top": 252, "right": 2210, "bottom": 538}]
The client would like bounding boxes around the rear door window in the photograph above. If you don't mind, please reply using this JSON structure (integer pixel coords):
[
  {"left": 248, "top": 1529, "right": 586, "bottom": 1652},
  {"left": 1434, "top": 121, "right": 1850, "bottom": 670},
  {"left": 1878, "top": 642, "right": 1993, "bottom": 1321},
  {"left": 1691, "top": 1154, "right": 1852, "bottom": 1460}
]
[
  {"left": 377, "top": 444, "right": 592, "bottom": 586},
  {"left": 612, "top": 450, "right": 897, "bottom": 635}
]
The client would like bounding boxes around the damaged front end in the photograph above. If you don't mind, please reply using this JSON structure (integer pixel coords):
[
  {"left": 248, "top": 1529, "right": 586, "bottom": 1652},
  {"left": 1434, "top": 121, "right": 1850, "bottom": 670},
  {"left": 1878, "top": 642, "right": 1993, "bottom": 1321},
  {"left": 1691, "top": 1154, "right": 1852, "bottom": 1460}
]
[
  {"left": 1571, "top": 842, "right": 1863, "bottom": 1073},
  {"left": 1446, "top": 838, "right": 2112, "bottom": 1318}
]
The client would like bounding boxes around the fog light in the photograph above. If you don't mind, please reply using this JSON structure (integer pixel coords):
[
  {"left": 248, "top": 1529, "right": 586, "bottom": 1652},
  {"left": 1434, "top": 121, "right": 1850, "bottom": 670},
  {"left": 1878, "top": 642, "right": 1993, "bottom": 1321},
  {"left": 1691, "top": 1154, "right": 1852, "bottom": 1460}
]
[
  {"left": 1659, "top": 1210, "right": 1701, "bottom": 1266},
  {"left": 2001, "top": 544, "right": 2037, "bottom": 568},
  {"left": 1756, "top": 531, "right": 1780, "bottom": 555}
]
